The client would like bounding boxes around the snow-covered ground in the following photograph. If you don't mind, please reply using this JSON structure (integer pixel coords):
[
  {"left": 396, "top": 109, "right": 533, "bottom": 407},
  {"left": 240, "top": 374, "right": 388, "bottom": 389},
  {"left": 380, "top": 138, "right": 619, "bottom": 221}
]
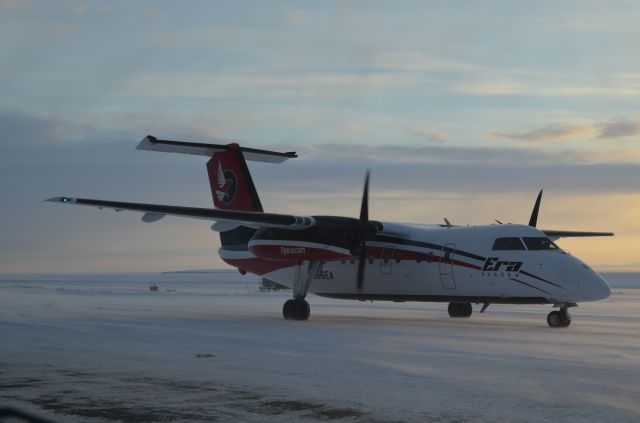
[{"left": 0, "top": 271, "right": 639, "bottom": 422}]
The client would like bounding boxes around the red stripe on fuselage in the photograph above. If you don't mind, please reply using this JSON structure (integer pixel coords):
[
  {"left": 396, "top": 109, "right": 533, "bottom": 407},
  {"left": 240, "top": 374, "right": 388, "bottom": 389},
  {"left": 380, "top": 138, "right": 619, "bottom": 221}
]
[
  {"left": 222, "top": 257, "right": 296, "bottom": 276},
  {"left": 222, "top": 245, "right": 482, "bottom": 276}
]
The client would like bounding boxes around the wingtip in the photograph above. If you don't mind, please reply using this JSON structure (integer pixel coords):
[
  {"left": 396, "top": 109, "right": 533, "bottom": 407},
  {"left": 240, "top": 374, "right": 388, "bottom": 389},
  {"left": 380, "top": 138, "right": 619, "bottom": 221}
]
[
  {"left": 136, "top": 135, "right": 157, "bottom": 150},
  {"left": 44, "top": 196, "right": 76, "bottom": 204}
]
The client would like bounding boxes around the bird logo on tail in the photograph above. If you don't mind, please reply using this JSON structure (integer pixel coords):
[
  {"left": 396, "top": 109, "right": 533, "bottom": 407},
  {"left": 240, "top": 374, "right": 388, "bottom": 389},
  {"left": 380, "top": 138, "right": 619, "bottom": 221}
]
[{"left": 216, "top": 161, "right": 237, "bottom": 204}]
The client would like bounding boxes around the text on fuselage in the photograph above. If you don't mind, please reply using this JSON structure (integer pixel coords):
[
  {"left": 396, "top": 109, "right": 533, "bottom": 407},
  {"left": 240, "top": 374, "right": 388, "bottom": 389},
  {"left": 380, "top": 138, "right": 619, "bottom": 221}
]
[
  {"left": 280, "top": 246, "right": 306, "bottom": 256},
  {"left": 482, "top": 257, "right": 523, "bottom": 272}
]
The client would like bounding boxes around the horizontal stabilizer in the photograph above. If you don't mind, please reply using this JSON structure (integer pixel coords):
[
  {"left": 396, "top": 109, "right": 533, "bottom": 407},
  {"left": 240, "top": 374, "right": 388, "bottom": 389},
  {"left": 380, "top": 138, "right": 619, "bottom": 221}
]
[{"left": 137, "top": 135, "right": 297, "bottom": 163}]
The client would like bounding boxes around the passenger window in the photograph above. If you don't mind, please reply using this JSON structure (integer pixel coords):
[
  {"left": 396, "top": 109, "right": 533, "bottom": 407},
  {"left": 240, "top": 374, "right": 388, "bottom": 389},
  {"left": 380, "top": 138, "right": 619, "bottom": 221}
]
[
  {"left": 523, "top": 237, "right": 558, "bottom": 250},
  {"left": 492, "top": 237, "right": 525, "bottom": 250}
]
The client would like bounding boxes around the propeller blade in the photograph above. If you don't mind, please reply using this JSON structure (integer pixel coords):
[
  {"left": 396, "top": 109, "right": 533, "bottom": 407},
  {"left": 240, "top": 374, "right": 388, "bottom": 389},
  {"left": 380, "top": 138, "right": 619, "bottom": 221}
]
[
  {"left": 529, "top": 189, "right": 543, "bottom": 227},
  {"left": 357, "top": 240, "right": 367, "bottom": 291},
  {"left": 360, "top": 170, "right": 370, "bottom": 222},
  {"left": 356, "top": 170, "right": 371, "bottom": 292}
]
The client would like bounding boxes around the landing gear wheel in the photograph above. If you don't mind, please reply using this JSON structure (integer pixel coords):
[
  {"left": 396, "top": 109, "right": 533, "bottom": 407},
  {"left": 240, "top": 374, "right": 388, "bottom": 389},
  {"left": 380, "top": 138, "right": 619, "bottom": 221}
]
[
  {"left": 559, "top": 310, "right": 571, "bottom": 327},
  {"left": 282, "top": 299, "right": 310, "bottom": 321},
  {"left": 547, "top": 310, "right": 571, "bottom": 328},
  {"left": 547, "top": 311, "right": 561, "bottom": 327},
  {"left": 448, "top": 302, "right": 472, "bottom": 318},
  {"left": 283, "top": 299, "right": 296, "bottom": 320}
]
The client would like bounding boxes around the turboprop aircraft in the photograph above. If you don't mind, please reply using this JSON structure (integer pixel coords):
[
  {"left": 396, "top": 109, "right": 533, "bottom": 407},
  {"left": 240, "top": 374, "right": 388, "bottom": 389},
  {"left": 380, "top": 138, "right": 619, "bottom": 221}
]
[{"left": 47, "top": 136, "right": 614, "bottom": 327}]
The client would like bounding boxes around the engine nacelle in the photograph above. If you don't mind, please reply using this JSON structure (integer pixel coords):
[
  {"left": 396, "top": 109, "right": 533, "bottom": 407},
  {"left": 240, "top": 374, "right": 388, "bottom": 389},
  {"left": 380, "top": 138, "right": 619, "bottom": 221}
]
[
  {"left": 248, "top": 239, "right": 351, "bottom": 261},
  {"left": 248, "top": 217, "right": 363, "bottom": 261}
]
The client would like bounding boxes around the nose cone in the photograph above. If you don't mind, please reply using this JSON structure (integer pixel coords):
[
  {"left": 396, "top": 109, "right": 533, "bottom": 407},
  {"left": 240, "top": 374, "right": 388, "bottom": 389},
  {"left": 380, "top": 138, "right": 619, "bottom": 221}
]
[{"left": 583, "top": 270, "right": 612, "bottom": 301}]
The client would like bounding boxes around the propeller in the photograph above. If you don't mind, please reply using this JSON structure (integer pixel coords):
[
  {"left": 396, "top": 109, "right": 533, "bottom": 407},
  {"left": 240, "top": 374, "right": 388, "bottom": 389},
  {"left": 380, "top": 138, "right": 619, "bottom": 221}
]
[
  {"left": 356, "top": 170, "right": 371, "bottom": 292},
  {"left": 529, "top": 189, "right": 543, "bottom": 227}
]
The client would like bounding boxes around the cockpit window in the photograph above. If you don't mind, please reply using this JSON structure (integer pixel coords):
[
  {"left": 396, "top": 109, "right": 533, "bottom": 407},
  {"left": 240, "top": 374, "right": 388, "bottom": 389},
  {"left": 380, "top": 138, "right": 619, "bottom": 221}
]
[
  {"left": 492, "top": 237, "right": 525, "bottom": 250},
  {"left": 522, "top": 237, "right": 558, "bottom": 250}
]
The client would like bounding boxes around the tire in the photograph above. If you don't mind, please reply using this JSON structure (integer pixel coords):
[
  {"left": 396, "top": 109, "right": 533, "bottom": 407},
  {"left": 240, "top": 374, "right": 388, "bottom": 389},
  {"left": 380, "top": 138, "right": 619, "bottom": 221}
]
[
  {"left": 462, "top": 303, "right": 472, "bottom": 318},
  {"left": 448, "top": 303, "right": 472, "bottom": 318},
  {"left": 559, "top": 312, "right": 571, "bottom": 327},
  {"left": 283, "top": 299, "right": 296, "bottom": 320},
  {"left": 547, "top": 311, "right": 561, "bottom": 327},
  {"left": 448, "top": 303, "right": 459, "bottom": 317},
  {"left": 294, "top": 299, "right": 310, "bottom": 321}
]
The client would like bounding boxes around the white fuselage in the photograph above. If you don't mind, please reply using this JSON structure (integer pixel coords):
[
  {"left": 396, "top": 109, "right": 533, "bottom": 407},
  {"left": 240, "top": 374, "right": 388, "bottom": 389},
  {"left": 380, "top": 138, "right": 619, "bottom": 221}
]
[{"left": 250, "top": 223, "right": 611, "bottom": 305}]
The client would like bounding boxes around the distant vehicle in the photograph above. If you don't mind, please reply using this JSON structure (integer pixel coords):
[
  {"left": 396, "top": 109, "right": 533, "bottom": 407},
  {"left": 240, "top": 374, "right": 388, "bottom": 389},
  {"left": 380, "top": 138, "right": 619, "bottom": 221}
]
[
  {"left": 259, "top": 278, "right": 290, "bottom": 292},
  {"left": 48, "top": 136, "right": 613, "bottom": 327}
]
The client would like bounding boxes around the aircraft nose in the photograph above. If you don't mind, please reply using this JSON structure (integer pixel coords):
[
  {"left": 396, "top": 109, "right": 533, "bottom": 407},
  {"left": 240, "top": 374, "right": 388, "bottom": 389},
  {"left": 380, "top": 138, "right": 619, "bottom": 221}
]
[{"left": 583, "top": 270, "right": 611, "bottom": 301}]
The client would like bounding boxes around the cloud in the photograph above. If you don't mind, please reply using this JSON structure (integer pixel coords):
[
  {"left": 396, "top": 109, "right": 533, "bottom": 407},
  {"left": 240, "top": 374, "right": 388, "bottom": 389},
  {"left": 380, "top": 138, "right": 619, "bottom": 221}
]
[
  {"left": 489, "top": 118, "right": 640, "bottom": 142},
  {"left": 0, "top": 0, "right": 27, "bottom": 13},
  {"left": 338, "top": 123, "right": 365, "bottom": 134},
  {"left": 286, "top": 9, "right": 310, "bottom": 26},
  {"left": 451, "top": 73, "right": 640, "bottom": 98},
  {"left": 372, "top": 51, "right": 483, "bottom": 73},
  {"left": 487, "top": 124, "right": 594, "bottom": 142},
  {"left": 597, "top": 119, "right": 640, "bottom": 139},
  {"left": 408, "top": 129, "right": 450, "bottom": 143},
  {"left": 0, "top": 110, "right": 59, "bottom": 143},
  {"left": 452, "top": 79, "right": 528, "bottom": 96},
  {"left": 4, "top": 109, "right": 640, "bottom": 204}
]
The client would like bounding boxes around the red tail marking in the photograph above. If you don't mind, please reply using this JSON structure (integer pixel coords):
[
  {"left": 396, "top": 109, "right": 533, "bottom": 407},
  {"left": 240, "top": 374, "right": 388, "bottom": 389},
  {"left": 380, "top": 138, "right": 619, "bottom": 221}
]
[{"left": 206, "top": 144, "right": 263, "bottom": 212}]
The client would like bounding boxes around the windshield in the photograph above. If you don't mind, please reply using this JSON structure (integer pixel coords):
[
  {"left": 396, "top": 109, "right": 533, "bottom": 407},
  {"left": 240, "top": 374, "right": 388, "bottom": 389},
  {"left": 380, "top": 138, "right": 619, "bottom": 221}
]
[
  {"left": 492, "top": 237, "right": 525, "bottom": 250},
  {"left": 522, "top": 237, "right": 559, "bottom": 250}
]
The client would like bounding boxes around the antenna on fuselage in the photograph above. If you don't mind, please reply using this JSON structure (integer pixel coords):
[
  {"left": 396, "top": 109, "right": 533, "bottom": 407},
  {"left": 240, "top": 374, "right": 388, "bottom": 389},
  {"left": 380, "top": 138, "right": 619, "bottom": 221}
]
[
  {"left": 529, "top": 189, "right": 543, "bottom": 227},
  {"left": 443, "top": 218, "right": 452, "bottom": 228}
]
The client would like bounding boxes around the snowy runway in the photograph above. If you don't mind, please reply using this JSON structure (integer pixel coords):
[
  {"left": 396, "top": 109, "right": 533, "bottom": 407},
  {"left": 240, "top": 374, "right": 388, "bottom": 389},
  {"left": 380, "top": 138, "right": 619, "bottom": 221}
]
[{"left": 1, "top": 272, "right": 639, "bottom": 422}]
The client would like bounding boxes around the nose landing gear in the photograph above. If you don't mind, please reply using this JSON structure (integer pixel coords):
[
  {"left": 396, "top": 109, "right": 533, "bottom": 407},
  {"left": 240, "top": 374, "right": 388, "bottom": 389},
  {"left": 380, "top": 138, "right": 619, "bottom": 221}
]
[
  {"left": 547, "top": 306, "right": 572, "bottom": 328},
  {"left": 448, "top": 302, "right": 473, "bottom": 318}
]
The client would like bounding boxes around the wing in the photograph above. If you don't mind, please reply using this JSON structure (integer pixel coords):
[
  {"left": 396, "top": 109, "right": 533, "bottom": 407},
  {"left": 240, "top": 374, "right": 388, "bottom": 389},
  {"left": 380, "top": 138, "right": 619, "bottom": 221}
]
[
  {"left": 45, "top": 197, "right": 314, "bottom": 228},
  {"left": 543, "top": 229, "right": 614, "bottom": 240}
]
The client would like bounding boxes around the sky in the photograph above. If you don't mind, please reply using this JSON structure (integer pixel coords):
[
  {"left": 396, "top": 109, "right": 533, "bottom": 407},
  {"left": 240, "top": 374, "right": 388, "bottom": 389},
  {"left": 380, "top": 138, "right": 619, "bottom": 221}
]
[{"left": 1, "top": 0, "right": 640, "bottom": 272}]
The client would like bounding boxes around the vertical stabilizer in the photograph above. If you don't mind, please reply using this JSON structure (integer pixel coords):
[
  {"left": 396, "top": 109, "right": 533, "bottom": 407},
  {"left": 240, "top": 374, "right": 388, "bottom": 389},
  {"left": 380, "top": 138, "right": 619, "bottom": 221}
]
[
  {"left": 206, "top": 143, "right": 263, "bottom": 212},
  {"left": 136, "top": 136, "right": 296, "bottom": 252}
]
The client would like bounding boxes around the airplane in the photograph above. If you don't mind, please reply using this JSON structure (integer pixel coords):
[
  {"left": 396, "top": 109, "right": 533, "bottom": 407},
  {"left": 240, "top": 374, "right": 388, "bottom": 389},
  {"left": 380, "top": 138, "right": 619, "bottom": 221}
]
[{"left": 47, "top": 136, "right": 614, "bottom": 328}]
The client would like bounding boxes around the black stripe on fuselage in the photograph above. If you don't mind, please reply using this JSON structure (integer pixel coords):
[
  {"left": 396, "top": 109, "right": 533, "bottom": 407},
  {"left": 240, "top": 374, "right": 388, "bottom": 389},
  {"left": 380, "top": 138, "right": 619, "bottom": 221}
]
[
  {"left": 316, "top": 293, "right": 550, "bottom": 304},
  {"left": 373, "top": 234, "right": 486, "bottom": 262},
  {"left": 374, "top": 235, "right": 565, "bottom": 291},
  {"left": 519, "top": 270, "right": 565, "bottom": 290},
  {"left": 509, "top": 278, "right": 552, "bottom": 295}
]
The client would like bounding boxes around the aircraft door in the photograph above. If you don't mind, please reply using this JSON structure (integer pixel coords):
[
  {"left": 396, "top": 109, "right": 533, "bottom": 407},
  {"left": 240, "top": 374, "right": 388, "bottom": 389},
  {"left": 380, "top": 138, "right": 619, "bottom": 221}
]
[
  {"left": 439, "top": 244, "right": 456, "bottom": 289},
  {"left": 380, "top": 247, "right": 394, "bottom": 275}
]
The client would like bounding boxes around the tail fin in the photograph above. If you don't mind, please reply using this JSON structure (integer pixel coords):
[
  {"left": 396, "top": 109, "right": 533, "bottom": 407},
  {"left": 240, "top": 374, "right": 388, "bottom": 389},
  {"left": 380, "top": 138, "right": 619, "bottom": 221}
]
[
  {"left": 206, "top": 143, "right": 263, "bottom": 212},
  {"left": 137, "top": 136, "right": 296, "bottom": 250},
  {"left": 137, "top": 135, "right": 296, "bottom": 211}
]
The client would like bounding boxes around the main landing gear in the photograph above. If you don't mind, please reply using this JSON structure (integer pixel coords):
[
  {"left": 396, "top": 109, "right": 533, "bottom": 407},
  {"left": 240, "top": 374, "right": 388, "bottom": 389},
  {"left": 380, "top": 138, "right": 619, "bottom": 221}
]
[
  {"left": 282, "top": 261, "right": 320, "bottom": 321},
  {"left": 448, "top": 302, "right": 472, "bottom": 318},
  {"left": 283, "top": 299, "right": 310, "bottom": 320},
  {"left": 547, "top": 306, "right": 572, "bottom": 328}
]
